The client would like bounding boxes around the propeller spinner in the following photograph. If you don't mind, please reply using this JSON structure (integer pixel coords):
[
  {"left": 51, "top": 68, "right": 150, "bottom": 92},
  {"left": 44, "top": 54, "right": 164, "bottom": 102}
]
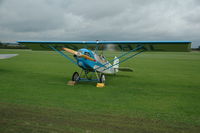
[{"left": 62, "top": 48, "right": 96, "bottom": 62}]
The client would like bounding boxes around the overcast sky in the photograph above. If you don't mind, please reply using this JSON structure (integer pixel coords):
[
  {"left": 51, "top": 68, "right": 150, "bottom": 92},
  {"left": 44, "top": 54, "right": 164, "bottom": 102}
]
[{"left": 0, "top": 0, "right": 199, "bottom": 47}]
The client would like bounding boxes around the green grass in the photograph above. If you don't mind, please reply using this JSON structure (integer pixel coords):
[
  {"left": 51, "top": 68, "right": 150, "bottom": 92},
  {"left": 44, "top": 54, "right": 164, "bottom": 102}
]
[{"left": 0, "top": 49, "right": 200, "bottom": 133}]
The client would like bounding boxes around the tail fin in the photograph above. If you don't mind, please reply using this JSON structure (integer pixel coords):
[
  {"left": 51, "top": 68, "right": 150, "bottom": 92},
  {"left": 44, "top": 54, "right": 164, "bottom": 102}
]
[
  {"left": 113, "top": 56, "right": 119, "bottom": 73},
  {"left": 113, "top": 56, "right": 133, "bottom": 73}
]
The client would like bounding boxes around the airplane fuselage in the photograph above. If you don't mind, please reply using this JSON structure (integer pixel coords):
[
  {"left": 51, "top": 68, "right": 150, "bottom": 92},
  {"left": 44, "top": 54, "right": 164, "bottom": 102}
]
[{"left": 74, "top": 48, "right": 116, "bottom": 74}]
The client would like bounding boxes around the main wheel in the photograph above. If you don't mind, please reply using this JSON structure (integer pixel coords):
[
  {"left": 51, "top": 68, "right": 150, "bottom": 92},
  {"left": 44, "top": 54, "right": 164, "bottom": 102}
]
[
  {"left": 72, "top": 72, "right": 80, "bottom": 82},
  {"left": 99, "top": 74, "right": 106, "bottom": 83}
]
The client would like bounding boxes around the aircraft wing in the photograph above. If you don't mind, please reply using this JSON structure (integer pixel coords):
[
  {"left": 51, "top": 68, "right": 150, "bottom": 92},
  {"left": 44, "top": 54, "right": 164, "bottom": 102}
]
[
  {"left": 18, "top": 41, "right": 98, "bottom": 51},
  {"left": 17, "top": 41, "right": 191, "bottom": 52}
]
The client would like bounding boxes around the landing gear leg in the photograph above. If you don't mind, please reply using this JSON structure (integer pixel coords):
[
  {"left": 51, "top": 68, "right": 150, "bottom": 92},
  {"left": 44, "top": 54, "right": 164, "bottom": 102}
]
[
  {"left": 72, "top": 72, "right": 80, "bottom": 82},
  {"left": 99, "top": 74, "right": 106, "bottom": 83},
  {"left": 67, "top": 72, "right": 80, "bottom": 86},
  {"left": 96, "top": 72, "right": 106, "bottom": 87},
  {"left": 68, "top": 70, "right": 105, "bottom": 87}
]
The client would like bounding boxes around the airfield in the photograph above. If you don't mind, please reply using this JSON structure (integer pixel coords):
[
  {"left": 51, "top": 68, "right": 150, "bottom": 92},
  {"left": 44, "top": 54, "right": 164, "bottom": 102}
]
[{"left": 0, "top": 49, "right": 200, "bottom": 133}]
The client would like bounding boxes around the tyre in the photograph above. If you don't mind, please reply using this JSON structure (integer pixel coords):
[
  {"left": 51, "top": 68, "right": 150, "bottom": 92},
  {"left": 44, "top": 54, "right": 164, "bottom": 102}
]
[
  {"left": 72, "top": 72, "right": 80, "bottom": 82},
  {"left": 99, "top": 74, "right": 105, "bottom": 83}
]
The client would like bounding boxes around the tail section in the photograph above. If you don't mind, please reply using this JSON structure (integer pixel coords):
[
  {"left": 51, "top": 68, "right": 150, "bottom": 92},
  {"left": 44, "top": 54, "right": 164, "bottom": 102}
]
[
  {"left": 113, "top": 56, "right": 119, "bottom": 73},
  {"left": 113, "top": 56, "right": 133, "bottom": 73}
]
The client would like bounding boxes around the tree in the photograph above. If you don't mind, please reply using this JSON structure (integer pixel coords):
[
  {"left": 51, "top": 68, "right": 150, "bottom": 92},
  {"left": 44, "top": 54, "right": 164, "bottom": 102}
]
[{"left": 0, "top": 41, "right": 2, "bottom": 48}]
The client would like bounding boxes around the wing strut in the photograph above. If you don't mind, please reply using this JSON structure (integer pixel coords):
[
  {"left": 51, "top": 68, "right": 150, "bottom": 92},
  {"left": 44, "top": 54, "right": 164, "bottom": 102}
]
[
  {"left": 94, "top": 45, "right": 146, "bottom": 71},
  {"left": 103, "top": 49, "right": 145, "bottom": 71},
  {"left": 48, "top": 45, "right": 77, "bottom": 65}
]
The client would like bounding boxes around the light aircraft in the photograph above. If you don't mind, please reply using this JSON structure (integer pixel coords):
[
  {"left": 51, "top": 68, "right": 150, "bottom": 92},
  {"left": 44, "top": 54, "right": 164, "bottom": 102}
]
[{"left": 17, "top": 41, "right": 191, "bottom": 87}]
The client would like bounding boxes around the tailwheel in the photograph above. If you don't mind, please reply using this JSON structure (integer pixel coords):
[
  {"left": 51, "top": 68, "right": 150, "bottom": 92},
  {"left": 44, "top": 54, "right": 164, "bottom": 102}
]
[{"left": 72, "top": 72, "right": 80, "bottom": 82}]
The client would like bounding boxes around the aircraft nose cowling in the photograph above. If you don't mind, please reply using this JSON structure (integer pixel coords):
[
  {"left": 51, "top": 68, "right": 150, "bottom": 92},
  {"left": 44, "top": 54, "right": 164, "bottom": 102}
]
[
  {"left": 78, "top": 61, "right": 84, "bottom": 67},
  {"left": 77, "top": 60, "right": 89, "bottom": 69}
]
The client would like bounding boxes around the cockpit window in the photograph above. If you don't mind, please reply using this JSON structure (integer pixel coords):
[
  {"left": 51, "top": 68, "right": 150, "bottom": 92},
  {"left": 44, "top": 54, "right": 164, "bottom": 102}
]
[{"left": 84, "top": 52, "right": 91, "bottom": 57}]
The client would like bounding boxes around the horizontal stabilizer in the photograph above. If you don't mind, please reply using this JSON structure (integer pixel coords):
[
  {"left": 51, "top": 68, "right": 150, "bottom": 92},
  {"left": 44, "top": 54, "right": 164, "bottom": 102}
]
[{"left": 118, "top": 67, "right": 133, "bottom": 72}]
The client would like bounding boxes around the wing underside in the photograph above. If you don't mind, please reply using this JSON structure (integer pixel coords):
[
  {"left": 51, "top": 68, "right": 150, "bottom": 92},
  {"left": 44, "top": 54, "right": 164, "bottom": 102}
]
[{"left": 18, "top": 41, "right": 191, "bottom": 52}]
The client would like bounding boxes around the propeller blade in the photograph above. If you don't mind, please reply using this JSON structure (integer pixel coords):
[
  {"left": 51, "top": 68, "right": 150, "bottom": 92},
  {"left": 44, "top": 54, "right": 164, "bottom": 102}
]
[
  {"left": 80, "top": 54, "right": 96, "bottom": 62},
  {"left": 62, "top": 48, "right": 96, "bottom": 62},
  {"left": 63, "top": 48, "right": 78, "bottom": 55}
]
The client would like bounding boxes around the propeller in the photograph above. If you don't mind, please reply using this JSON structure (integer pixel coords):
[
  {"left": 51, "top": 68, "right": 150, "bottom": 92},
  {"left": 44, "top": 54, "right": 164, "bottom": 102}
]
[{"left": 62, "top": 48, "right": 96, "bottom": 62}]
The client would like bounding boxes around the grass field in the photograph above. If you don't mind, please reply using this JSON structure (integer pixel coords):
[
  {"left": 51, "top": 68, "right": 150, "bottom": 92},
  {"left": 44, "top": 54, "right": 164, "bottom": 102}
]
[{"left": 0, "top": 49, "right": 200, "bottom": 133}]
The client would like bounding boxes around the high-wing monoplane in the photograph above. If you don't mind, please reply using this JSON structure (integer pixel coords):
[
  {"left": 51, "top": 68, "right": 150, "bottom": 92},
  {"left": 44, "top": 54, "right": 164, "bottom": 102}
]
[{"left": 18, "top": 41, "right": 191, "bottom": 87}]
